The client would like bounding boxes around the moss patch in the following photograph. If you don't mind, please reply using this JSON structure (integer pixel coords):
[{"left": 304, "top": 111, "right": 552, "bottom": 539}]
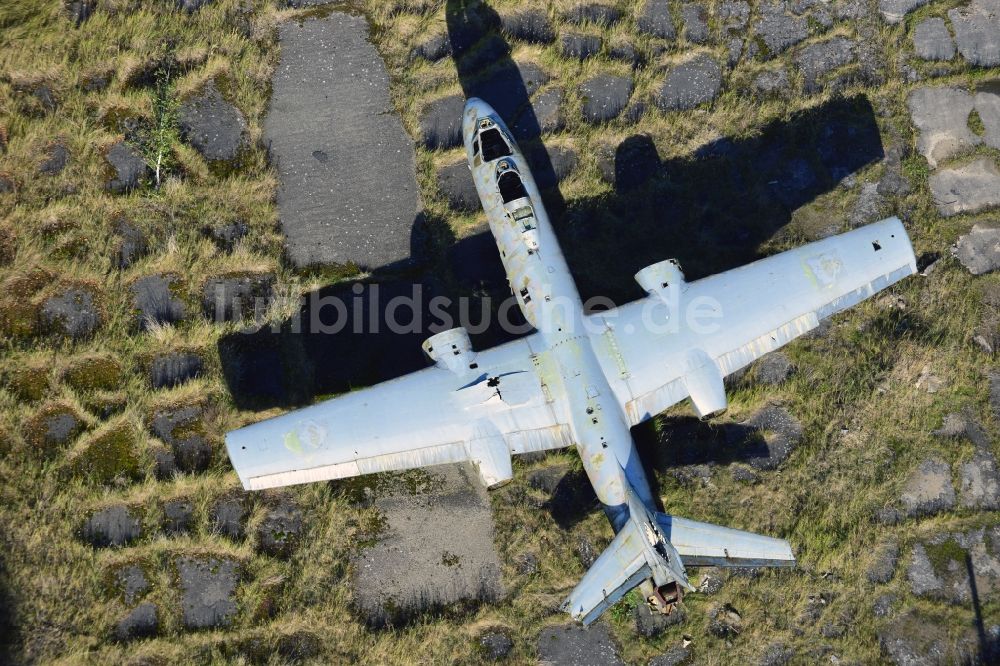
[
  {"left": 0, "top": 268, "right": 52, "bottom": 338},
  {"left": 968, "top": 109, "right": 985, "bottom": 137},
  {"left": 64, "top": 355, "right": 125, "bottom": 392},
  {"left": 23, "top": 403, "right": 85, "bottom": 457},
  {"left": 66, "top": 421, "right": 142, "bottom": 485},
  {"left": 924, "top": 538, "right": 968, "bottom": 575},
  {"left": 7, "top": 365, "right": 50, "bottom": 402},
  {"left": 82, "top": 391, "right": 128, "bottom": 419},
  {"left": 0, "top": 300, "right": 40, "bottom": 338},
  {"left": 333, "top": 468, "right": 445, "bottom": 504}
]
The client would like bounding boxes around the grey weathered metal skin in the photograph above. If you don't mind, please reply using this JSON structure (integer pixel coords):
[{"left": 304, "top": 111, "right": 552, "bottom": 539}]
[{"left": 226, "top": 98, "right": 919, "bottom": 625}]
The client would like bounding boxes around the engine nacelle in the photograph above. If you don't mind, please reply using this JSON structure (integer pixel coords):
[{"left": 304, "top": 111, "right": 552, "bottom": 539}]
[
  {"left": 635, "top": 259, "right": 686, "bottom": 305},
  {"left": 682, "top": 348, "right": 728, "bottom": 418},
  {"left": 422, "top": 327, "right": 478, "bottom": 374},
  {"left": 466, "top": 436, "right": 514, "bottom": 489}
]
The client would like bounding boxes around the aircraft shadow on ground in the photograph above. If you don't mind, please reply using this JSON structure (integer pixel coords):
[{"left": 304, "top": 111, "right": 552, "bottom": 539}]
[{"left": 219, "top": 0, "right": 883, "bottom": 415}]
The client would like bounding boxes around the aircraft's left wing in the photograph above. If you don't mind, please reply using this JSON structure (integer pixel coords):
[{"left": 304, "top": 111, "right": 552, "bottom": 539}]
[
  {"left": 226, "top": 332, "right": 571, "bottom": 490},
  {"left": 590, "top": 217, "right": 917, "bottom": 425}
]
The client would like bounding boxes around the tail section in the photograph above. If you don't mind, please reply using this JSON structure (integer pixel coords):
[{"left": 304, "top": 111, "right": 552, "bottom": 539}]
[
  {"left": 559, "top": 517, "right": 658, "bottom": 625},
  {"left": 561, "top": 499, "right": 794, "bottom": 625}
]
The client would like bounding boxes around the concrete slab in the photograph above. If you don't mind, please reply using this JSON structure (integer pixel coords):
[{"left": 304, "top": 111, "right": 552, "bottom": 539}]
[
  {"left": 266, "top": 12, "right": 419, "bottom": 270},
  {"left": 350, "top": 463, "right": 504, "bottom": 626}
]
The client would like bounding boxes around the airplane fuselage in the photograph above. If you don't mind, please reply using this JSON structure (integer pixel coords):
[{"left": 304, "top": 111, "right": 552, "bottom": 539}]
[{"left": 462, "top": 99, "right": 657, "bottom": 531}]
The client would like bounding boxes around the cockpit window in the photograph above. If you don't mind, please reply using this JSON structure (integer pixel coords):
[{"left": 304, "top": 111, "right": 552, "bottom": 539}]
[
  {"left": 480, "top": 127, "right": 512, "bottom": 161},
  {"left": 498, "top": 170, "right": 528, "bottom": 203},
  {"left": 472, "top": 137, "right": 480, "bottom": 155}
]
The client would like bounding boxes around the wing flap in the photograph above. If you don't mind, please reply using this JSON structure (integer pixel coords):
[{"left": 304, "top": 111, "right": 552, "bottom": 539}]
[
  {"left": 241, "top": 440, "right": 469, "bottom": 490},
  {"left": 657, "top": 514, "right": 795, "bottom": 568}
]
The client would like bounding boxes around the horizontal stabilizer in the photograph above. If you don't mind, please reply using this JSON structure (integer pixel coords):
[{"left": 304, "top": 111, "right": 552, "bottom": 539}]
[
  {"left": 656, "top": 514, "right": 795, "bottom": 568},
  {"left": 561, "top": 519, "right": 652, "bottom": 625}
]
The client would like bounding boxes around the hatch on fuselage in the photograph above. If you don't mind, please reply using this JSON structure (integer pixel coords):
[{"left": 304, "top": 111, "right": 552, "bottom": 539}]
[
  {"left": 479, "top": 125, "right": 512, "bottom": 162},
  {"left": 498, "top": 168, "right": 528, "bottom": 203},
  {"left": 511, "top": 205, "right": 540, "bottom": 252}
]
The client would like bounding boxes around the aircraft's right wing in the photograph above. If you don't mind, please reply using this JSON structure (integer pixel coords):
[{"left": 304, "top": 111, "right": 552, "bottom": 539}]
[{"left": 590, "top": 217, "right": 917, "bottom": 425}]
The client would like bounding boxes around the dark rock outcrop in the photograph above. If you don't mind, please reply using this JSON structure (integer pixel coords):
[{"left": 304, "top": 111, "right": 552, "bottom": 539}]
[
  {"left": 131, "top": 274, "right": 186, "bottom": 329},
  {"left": 40, "top": 285, "right": 101, "bottom": 339},
  {"left": 149, "top": 351, "right": 203, "bottom": 389},
  {"left": 754, "top": 352, "right": 795, "bottom": 384},
  {"left": 680, "top": 3, "right": 710, "bottom": 43},
  {"left": 436, "top": 160, "right": 479, "bottom": 212},
  {"left": 202, "top": 273, "right": 274, "bottom": 322},
  {"left": 754, "top": 3, "right": 808, "bottom": 55},
  {"left": 656, "top": 54, "right": 722, "bottom": 111},
  {"left": 178, "top": 82, "right": 247, "bottom": 162},
  {"left": 795, "top": 37, "right": 856, "bottom": 93},
  {"left": 754, "top": 68, "right": 790, "bottom": 95},
  {"left": 564, "top": 3, "right": 621, "bottom": 26},
  {"left": 162, "top": 498, "right": 194, "bottom": 535},
  {"left": 176, "top": 556, "right": 240, "bottom": 629},
  {"left": 512, "top": 87, "right": 564, "bottom": 138},
  {"left": 580, "top": 75, "right": 633, "bottom": 124},
  {"left": 900, "top": 457, "right": 955, "bottom": 517},
  {"left": 501, "top": 10, "right": 555, "bottom": 43},
  {"left": 479, "top": 628, "right": 514, "bottom": 660},
  {"left": 39, "top": 143, "right": 69, "bottom": 175},
  {"left": 203, "top": 220, "right": 249, "bottom": 252},
  {"left": 115, "top": 564, "right": 150, "bottom": 605},
  {"left": 114, "top": 602, "right": 158, "bottom": 641},
  {"left": 256, "top": 499, "right": 303, "bottom": 558},
  {"left": 536, "top": 623, "right": 623, "bottom": 665},
  {"left": 559, "top": 32, "right": 602, "bottom": 60},
  {"left": 112, "top": 218, "right": 148, "bottom": 269},
  {"left": 650, "top": 645, "right": 692, "bottom": 666},
  {"left": 419, "top": 94, "right": 465, "bottom": 149},
  {"left": 104, "top": 142, "right": 148, "bottom": 193},
  {"left": 866, "top": 541, "right": 900, "bottom": 584},
  {"left": 211, "top": 495, "right": 248, "bottom": 540},
  {"left": 150, "top": 404, "right": 211, "bottom": 472},
  {"left": 81, "top": 504, "right": 141, "bottom": 547},
  {"left": 734, "top": 405, "right": 804, "bottom": 470},
  {"left": 25, "top": 404, "right": 84, "bottom": 454},
  {"left": 637, "top": 0, "right": 676, "bottom": 39},
  {"left": 635, "top": 603, "right": 685, "bottom": 637}
]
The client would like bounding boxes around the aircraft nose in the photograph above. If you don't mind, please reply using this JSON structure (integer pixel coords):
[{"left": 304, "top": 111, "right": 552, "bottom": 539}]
[
  {"left": 464, "top": 96, "right": 496, "bottom": 119},
  {"left": 463, "top": 97, "right": 495, "bottom": 149}
]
